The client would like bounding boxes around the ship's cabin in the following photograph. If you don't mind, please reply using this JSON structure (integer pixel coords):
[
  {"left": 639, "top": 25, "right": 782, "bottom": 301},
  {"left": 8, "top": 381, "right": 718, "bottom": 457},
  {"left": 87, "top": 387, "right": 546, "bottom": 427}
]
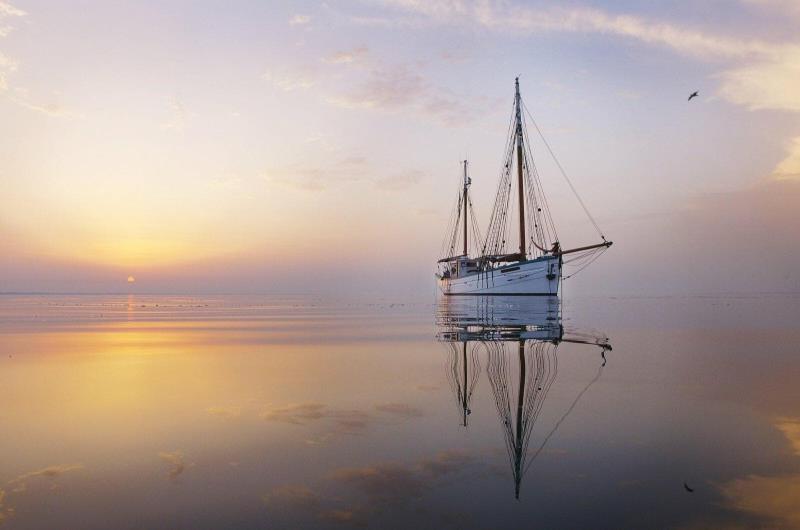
[{"left": 441, "top": 257, "right": 481, "bottom": 279}]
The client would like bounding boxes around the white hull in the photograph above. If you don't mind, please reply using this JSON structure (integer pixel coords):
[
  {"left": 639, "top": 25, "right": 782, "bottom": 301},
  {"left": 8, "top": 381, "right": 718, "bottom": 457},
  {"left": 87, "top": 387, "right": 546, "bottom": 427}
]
[{"left": 438, "top": 256, "right": 560, "bottom": 295}]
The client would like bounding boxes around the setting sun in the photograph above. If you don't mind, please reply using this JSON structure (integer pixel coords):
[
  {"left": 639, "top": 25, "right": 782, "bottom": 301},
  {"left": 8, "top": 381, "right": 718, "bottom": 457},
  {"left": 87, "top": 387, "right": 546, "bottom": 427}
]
[{"left": 127, "top": 276, "right": 136, "bottom": 283}]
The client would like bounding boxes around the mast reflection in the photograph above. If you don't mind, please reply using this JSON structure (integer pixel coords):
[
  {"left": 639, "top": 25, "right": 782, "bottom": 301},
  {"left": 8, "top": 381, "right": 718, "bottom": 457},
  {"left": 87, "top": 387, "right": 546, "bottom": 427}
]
[{"left": 436, "top": 295, "right": 611, "bottom": 499}]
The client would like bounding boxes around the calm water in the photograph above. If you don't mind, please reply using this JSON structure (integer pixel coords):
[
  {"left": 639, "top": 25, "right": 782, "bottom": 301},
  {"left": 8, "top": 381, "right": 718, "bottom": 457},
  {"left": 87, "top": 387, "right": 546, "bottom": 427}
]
[{"left": 1, "top": 293, "right": 799, "bottom": 529}]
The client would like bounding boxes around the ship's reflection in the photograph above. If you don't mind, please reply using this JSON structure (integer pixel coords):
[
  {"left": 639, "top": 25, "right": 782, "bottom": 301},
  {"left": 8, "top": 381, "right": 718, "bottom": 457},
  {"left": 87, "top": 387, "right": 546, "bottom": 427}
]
[{"left": 436, "top": 296, "right": 611, "bottom": 499}]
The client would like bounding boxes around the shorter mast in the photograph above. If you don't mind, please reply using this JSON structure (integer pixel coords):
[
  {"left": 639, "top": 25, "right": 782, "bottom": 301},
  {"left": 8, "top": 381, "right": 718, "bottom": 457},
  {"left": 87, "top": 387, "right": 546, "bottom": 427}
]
[{"left": 463, "top": 160, "right": 469, "bottom": 257}]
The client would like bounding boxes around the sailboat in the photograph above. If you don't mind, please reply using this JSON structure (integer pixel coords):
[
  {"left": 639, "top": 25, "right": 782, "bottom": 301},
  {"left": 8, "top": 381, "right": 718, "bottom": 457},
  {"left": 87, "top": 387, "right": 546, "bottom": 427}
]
[{"left": 437, "top": 78, "right": 612, "bottom": 295}]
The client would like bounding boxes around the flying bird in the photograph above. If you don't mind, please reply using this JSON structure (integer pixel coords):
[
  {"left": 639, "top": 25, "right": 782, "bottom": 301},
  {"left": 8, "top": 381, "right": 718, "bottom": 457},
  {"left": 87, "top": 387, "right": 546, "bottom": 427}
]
[
  {"left": 688, "top": 91, "right": 699, "bottom": 101},
  {"left": 684, "top": 482, "right": 695, "bottom": 493}
]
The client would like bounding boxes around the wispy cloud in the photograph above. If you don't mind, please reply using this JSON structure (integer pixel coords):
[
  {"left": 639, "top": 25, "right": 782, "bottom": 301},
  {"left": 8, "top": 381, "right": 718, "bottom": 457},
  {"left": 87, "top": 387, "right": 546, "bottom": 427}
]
[
  {"left": 206, "top": 405, "right": 242, "bottom": 418},
  {"left": 7, "top": 463, "right": 84, "bottom": 493},
  {"left": 742, "top": 0, "right": 800, "bottom": 18},
  {"left": 1, "top": 5, "right": 81, "bottom": 118},
  {"left": 0, "top": 1, "right": 24, "bottom": 94},
  {"left": 772, "top": 137, "right": 800, "bottom": 181},
  {"left": 263, "top": 484, "right": 320, "bottom": 510},
  {"left": 161, "top": 97, "right": 187, "bottom": 130},
  {"left": 329, "top": 449, "right": 474, "bottom": 506},
  {"left": 720, "top": 473, "right": 800, "bottom": 528},
  {"left": 374, "top": 402, "right": 424, "bottom": 418},
  {"left": 716, "top": 418, "right": 800, "bottom": 527},
  {"left": 159, "top": 451, "right": 192, "bottom": 480},
  {"left": 262, "top": 450, "right": 477, "bottom": 526},
  {"left": 0, "top": 2, "right": 25, "bottom": 18},
  {"left": 374, "top": 170, "right": 424, "bottom": 191},
  {"left": 262, "top": 68, "right": 315, "bottom": 91},
  {"left": 717, "top": 46, "right": 800, "bottom": 112},
  {"left": 324, "top": 45, "right": 369, "bottom": 65},
  {"left": 373, "top": 1, "right": 800, "bottom": 114},
  {"left": 329, "top": 64, "right": 426, "bottom": 110},
  {"left": 327, "top": 61, "right": 477, "bottom": 126},
  {"left": 7, "top": 94, "right": 79, "bottom": 117},
  {"left": 264, "top": 157, "right": 423, "bottom": 193},
  {"left": 259, "top": 401, "right": 425, "bottom": 445},
  {"left": 289, "top": 14, "right": 310, "bottom": 26},
  {"left": 0, "top": 463, "right": 83, "bottom": 526},
  {"left": 775, "top": 417, "right": 800, "bottom": 454}
]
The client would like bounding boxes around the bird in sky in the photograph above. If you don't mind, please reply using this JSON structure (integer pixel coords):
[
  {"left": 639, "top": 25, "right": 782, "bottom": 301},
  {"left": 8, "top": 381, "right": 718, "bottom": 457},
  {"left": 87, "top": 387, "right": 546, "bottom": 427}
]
[
  {"left": 688, "top": 91, "right": 699, "bottom": 101},
  {"left": 684, "top": 482, "right": 695, "bottom": 492}
]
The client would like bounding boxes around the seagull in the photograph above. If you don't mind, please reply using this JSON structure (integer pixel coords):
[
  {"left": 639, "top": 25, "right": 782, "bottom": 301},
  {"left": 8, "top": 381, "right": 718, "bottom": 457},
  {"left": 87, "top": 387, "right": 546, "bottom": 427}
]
[
  {"left": 684, "top": 482, "right": 695, "bottom": 493},
  {"left": 688, "top": 91, "right": 699, "bottom": 101}
]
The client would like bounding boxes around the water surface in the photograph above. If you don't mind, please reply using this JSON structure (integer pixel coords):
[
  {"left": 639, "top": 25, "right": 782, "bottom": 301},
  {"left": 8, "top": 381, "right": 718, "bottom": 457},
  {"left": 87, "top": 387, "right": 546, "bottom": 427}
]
[{"left": 1, "top": 293, "right": 799, "bottom": 529}]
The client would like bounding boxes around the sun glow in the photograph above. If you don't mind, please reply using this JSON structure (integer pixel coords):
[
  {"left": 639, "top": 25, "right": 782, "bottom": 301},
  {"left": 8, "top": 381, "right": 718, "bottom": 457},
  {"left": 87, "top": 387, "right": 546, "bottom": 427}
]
[{"left": 127, "top": 276, "right": 136, "bottom": 283}]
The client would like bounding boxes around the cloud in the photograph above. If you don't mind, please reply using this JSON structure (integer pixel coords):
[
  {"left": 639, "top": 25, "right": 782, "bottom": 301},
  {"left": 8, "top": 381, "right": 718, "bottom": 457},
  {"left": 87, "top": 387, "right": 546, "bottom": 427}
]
[
  {"left": 261, "top": 450, "right": 478, "bottom": 527},
  {"left": 6, "top": 463, "right": 84, "bottom": 493},
  {"left": 0, "top": 51, "right": 15, "bottom": 70},
  {"left": 0, "top": 2, "right": 24, "bottom": 96},
  {"left": 330, "top": 450, "right": 474, "bottom": 503},
  {"left": 264, "top": 157, "right": 423, "bottom": 192},
  {"left": 263, "top": 485, "right": 320, "bottom": 511},
  {"left": 775, "top": 417, "right": 800, "bottom": 455},
  {"left": 772, "top": 137, "right": 800, "bottom": 180},
  {"left": 373, "top": 1, "right": 800, "bottom": 114},
  {"left": 159, "top": 451, "right": 191, "bottom": 480},
  {"left": 717, "top": 46, "right": 800, "bottom": 112},
  {"left": 0, "top": 2, "right": 25, "bottom": 18},
  {"left": 262, "top": 69, "right": 315, "bottom": 91},
  {"left": 6, "top": 94, "right": 79, "bottom": 117},
  {"left": 0, "top": 4, "right": 80, "bottom": 118},
  {"left": 330, "top": 464, "right": 425, "bottom": 505},
  {"left": 374, "top": 170, "right": 424, "bottom": 191},
  {"left": 324, "top": 46, "right": 369, "bottom": 65},
  {"left": 328, "top": 62, "right": 476, "bottom": 125},
  {"left": 0, "top": 489, "right": 6, "bottom": 525},
  {"left": 715, "top": 417, "right": 800, "bottom": 527},
  {"left": 260, "top": 402, "right": 330, "bottom": 424},
  {"left": 377, "top": 1, "right": 769, "bottom": 57},
  {"left": 161, "top": 97, "right": 187, "bottom": 130},
  {"left": 319, "top": 508, "right": 361, "bottom": 525},
  {"left": 260, "top": 401, "right": 425, "bottom": 444},
  {"left": 604, "top": 179, "right": 800, "bottom": 294},
  {"left": 206, "top": 405, "right": 242, "bottom": 418},
  {"left": 742, "top": 0, "right": 800, "bottom": 17},
  {"left": 720, "top": 473, "right": 800, "bottom": 527},
  {"left": 260, "top": 402, "right": 371, "bottom": 440},
  {"left": 375, "top": 402, "right": 424, "bottom": 418},
  {"left": 263, "top": 159, "right": 358, "bottom": 191},
  {"left": 0, "top": 463, "right": 84, "bottom": 526},
  {"left": 289, "top": 14, "right": 310, "bottom": 26},
  {"left": 330, "top": 64, "right": 427, "bottom": 110}
]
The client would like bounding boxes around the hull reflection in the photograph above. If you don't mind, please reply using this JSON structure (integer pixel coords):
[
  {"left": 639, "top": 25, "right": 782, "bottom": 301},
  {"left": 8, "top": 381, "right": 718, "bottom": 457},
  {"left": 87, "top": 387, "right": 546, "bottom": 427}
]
[{"left": 436, "top": 295, "right": 611, "bottom": 499}]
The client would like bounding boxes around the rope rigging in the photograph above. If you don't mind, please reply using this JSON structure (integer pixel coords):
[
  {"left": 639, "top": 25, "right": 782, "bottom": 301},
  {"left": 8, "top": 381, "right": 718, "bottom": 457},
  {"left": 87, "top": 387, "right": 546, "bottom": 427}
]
[
  {"left": 439, "top": 162, "right": 483, "bottom": 261},
  {"left": 522, "top": 100, "right": 607, "bottom": 242}
]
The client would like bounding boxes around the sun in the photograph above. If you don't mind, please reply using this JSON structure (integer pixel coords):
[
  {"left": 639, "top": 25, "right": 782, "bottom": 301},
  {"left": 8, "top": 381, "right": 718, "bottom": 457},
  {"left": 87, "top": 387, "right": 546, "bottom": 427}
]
[{"left": 127, "top": 275, "right": 136, "bottom": 283}]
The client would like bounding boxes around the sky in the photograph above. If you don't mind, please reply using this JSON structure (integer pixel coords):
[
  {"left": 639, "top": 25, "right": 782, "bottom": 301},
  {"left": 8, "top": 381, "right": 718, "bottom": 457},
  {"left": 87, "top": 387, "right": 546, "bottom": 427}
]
[{"left": 0, "top": 0, "right": 798, "bottom": 296}]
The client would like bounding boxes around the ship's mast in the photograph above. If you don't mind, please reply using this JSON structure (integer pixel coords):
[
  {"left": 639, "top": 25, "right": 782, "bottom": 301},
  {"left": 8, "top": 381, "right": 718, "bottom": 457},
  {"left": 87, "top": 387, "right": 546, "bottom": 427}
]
[
  {"left": 514, "top": 339, "right": 525, "bottom": 499},
  {"left": 462, "top": 341, "right": 468, "bottom": 426},
  {"left": 514, "top": 78, "right": 526, "bottom": 260},
  {"left": 463, "top": 160, "right": 469, "bottom": 257}
]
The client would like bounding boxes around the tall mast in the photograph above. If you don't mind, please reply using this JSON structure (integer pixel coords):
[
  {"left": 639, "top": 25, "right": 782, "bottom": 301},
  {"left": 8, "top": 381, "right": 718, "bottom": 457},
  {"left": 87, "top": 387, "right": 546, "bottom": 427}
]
[
  {"left": 463, "top": 160, "right": 469, "bottom": 257},
  {"left": 514, "top": 339, "right": 525, "bottom": 499},
  {"left": 462, "top": 341, "right": 468, "bottom": 426},
  {"left": 515, "top": 78, "right": 526, "bottom": 260}
]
